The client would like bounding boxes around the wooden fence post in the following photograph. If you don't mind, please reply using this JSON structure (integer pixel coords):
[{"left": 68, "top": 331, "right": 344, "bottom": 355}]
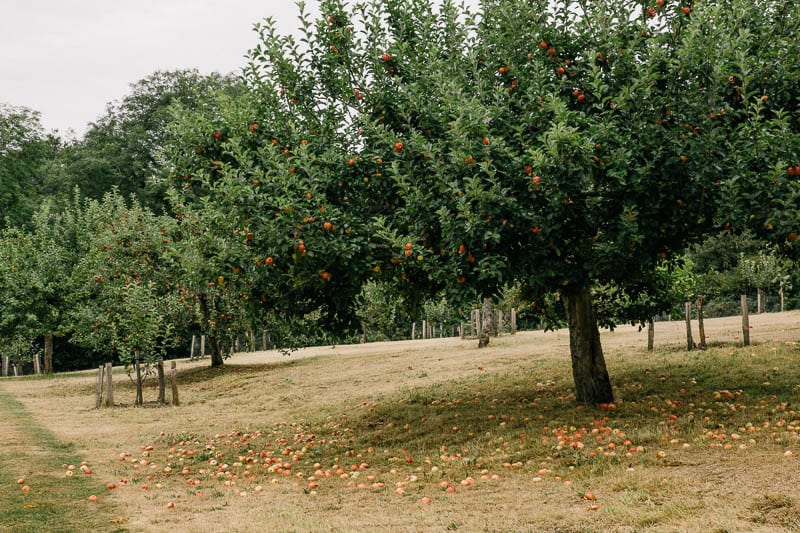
[
  {"left": 647, "top": 319, "right": 655, "bottom": 352},
  {"left": 412, "top": 322, "right": 417, "bottom": 340},
  {"left": 2, "top": 356, "right": 8, "bottom": 377},
  {"left": 510, "top": 308, "right": 517, "bottom": 335},
  {"left": 33, "top": 352, "right": 41, "bottom": 375},
  {"left": 478, "top": 297, "right": 492, "bottom": 348},
  {"left": 190, "top": 335, "right": 196, "bottom": 360},
  {"left": 697, "top": 296, "right": 706, "bottom": 348},
  {"left": 95, "top": 365, "right": 104, "bottom": 409},
  {"left": 741, "top": 294, "right": 750, "bottom": 346},
  {"left": 44, "top": 332, "right": 53, "bottom": 374},
  {"left": 422, "top": 320, "right": 427, "bottom": 340},
  {"left": 170, "top": 361, "right": 179, "bottom": 406},
  {"left": 684, "top": 302, "right": 694, "bottom": 351},
  {"left": 200, "top": 335, "right": 206, "bottom": 358},
  {"left": 262, "top": 331, "right": 268, "bottom": 350},
  {"left": 103, "top": 362, "right": 114, "bottom": 407},
  {"left": 157, "top": 360, "right": 166, "bottom": 404}
]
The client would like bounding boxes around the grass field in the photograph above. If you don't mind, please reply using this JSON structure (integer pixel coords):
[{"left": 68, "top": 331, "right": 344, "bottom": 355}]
[{"left": 1, "top": 311, "right": 799, "bottom": 532}]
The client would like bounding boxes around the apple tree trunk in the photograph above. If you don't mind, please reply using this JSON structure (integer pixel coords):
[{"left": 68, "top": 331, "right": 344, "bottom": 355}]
[
  {"left": 198, "top": 293, "right": 225, "bottom": 367},
  {"left": 562, "top": 286, "right": 614, "bottom": 405},
  {"left": 208, "top": 336, "right": 224, "bottom": 368}
]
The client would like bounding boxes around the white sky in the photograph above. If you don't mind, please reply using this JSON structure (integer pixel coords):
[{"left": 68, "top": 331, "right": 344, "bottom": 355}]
[{"left": 0, "top": 1, "right": 320, "bottom": 137}]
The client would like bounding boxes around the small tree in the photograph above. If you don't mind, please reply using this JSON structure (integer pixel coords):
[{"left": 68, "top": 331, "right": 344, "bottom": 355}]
[
  {"left": 355, "top": 280, "right": 405, "bottom": 342},
  {"left": 738, "top": 249, "right": 790, "bottom": 313},
  {"left": 0, "top": 196, "right": 88, "bottom": 373},
  {"left": 67, "top": 192, "right": 184, "bottom": 394},
  {"left": 422, "top": 295, "right": 455, "bottom": 338}
]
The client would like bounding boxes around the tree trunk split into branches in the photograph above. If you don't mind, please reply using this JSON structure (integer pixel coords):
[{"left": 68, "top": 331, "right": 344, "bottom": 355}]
[{"left": 562, "top": 286, "right": 614, "bottom": 405}]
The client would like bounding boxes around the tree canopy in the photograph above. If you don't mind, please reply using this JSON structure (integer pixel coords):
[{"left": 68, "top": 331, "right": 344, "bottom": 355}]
[{"left": 0, "top": 0, "right": 797, "bottom": 402}]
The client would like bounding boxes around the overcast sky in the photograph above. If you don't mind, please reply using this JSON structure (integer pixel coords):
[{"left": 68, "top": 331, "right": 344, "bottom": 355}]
[{"left": 0, "top": 1, "right": 320, "bottom": 137}]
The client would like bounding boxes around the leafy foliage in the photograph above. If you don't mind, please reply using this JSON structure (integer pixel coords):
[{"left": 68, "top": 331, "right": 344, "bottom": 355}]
[
  {"left": 66, "top": 193, "right": 184, "bottom": 365},
  {"left": 0, "top": 105, "right": 60, "bottom": 228},
  {"left": 53, "top": 70, "right": 244, "bottom": 212}
]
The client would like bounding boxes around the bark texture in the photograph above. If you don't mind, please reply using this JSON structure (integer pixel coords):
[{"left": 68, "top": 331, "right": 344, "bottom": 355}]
[
  {"left": 199, "top": 293, "right": 225, "bottom": 367},
  {"left": 209, "top": 336, "right": 224, "bottom": 367},
  {"left": 562, "top": 286, "right": 614, "bottom": 405}
]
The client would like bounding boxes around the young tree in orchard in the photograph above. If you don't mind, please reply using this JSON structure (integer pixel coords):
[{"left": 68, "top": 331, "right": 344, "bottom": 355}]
[
  {"left": 157, "top": 11, "right": 385, "bottom": 361},
  {"left": 354, "top": 280, "right": 407, "bottom": 342},
  {"left": 67, "top": 193, "right": 185, "bottom": 383},
  {"left": 0, "top": 197, "right": 87, "bottom": 373},
  {"left": 0, "top": 228, "right": 41, "bottom": 368},
  {"left": 738, "top": 249, "right": 790, "bottom": 313}
]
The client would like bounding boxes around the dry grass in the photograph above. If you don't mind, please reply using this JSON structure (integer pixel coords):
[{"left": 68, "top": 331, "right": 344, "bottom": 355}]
[{"left": 1, "top": 311, "right": 799, "bottom": 532}]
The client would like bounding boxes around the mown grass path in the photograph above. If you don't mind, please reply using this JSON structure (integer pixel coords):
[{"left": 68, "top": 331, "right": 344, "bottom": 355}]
[{"left": 0, "top": 384, "right": 126, "bottom": 532}]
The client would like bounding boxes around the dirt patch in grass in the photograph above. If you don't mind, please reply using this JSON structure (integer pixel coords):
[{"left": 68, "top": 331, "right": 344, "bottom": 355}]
[{"left": 1, "top": 311, "right": 799, "bottom": 531}]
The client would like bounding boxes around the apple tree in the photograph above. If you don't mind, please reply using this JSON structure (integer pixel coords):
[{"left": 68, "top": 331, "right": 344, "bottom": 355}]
[
  {"left": 67, "top": 192, "right": 185, "bottom": 385},
  {"left": 307, "top": 0, "right": 799, "bottom": 403},
  {"left": 0, "top": 196, "right": 88, "bottom": 373},
  {"left": 315, "top": 0, "right": 733, "bottom": 404},
  {"left": 157, "top": 8, "right": 387, "bottom": 361}
]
